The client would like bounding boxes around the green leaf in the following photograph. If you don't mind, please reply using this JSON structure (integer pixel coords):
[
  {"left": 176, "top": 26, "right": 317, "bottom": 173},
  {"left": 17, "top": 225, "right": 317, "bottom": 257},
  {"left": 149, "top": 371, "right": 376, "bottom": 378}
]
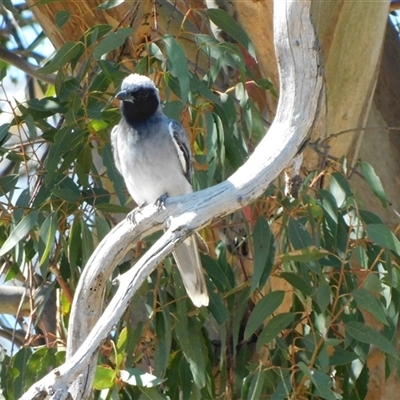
[
  {"left": 68, "top": 216, "right": 81, "bottom": 270},
  {"left": 137, "top": 388, "right": 169, "bottom": 400},
  {"left": 38, "top": 41, "right": 84, "bottom": 73},
  {"left": 94, "top": 203, "right": 131, "bottom": 214},
  {"left": 314, "top": 285, "right": 331, "bottom": 314},
  {"left": 207, "top": 8, "right": 256, "bottom": 59},
  {"left": 359, "top": 209, "right": 382, "bottom": 225},
  {"left": 93, "top": 365, "right": 117, "bottom": 390},
  {"left": 154, "top": 305, "right": 172, "bottom": 377},
  {"left": 251, "top": 216, "right": 271, "bottom": 290},
  {"left": 0, "top": 175, "right": 19, "bottom": 195},
  {"left": 328, "top": 346, "right": 358, "bottom": 366},
  {"left": 256, "top": 313, "right": 295, "bottom": 351},
  {"left": 39, "top": 212, "right": 58, "bottom": 268},
  {"left": 201, "top": 254, "right": 232, "bottom": 291},
  {"left": 98, "top": 0, "right": 125, "bottom": 9},
  {"left": 345, "top": 321, "right": 397, "bottom": 356},
  {"left": 163, "top": 36, "right": 189, "bottom": 104},
  {"left": 330, "top": 172, "right": 352, "bottom": 208},
  {"left": 81, "top": 219, "right": 94, "bottom": 266},
  {"left": 280, "top": 272, "right": 313, "bottom": 297},
  {"left": 366, "top": 224, "right": 400, "bottom": 257},
  {"left": 360, "top": 161, "right": 388, "bottom": 208},
  {"left": 0, "top": 210, "right": 40, "bottom": 256},
  {"left": 280, "top": 246, "right": 329, "bottom": 263},
  {"left": 173, "top": 274, "right": 206, "bottom": 388},
  {"left": 351, "top": 288, "right": 388, "bottom": 325},
  {"left": 120, "top": 368, "right": 164, "bottom": 387},
  {"left": 244, "top": 291, "right": 285, "bottom": 341},
  {"left": 55, "top": 10, "right": 70, "bottom": 28},
  {"left": 208, "top": 285, "right": 230, "bottom": 325},
  {"left": 0, "top": 123, "right": 11, "bottom": 145},
  {"left": 288, "top": 218, "right": 312, "bottom": 250},
  {"left": 248, "top": 365, "right": 265, "bottom": 400},
  {"left": 93, "top": 28, "right": 133, "bottom": 59}
]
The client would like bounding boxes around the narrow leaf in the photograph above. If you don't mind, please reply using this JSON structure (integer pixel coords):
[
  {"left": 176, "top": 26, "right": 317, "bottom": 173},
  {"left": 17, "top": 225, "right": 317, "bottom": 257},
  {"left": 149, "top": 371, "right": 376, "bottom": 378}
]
[
  {"left": 248, "top": 365, "right": 265, "bottom": 400},
  {"left": 0, "top": 174, "right": 19, "bottom": 195},
  {"left": 251, "top": 216, "right": 271, "bottom": 290},
  {"left": 38, "top": 41, "right": 84, "bottom": 74},
  {"left": 244, "top": 291, "right": 285, "bottom": 341},
  {"left": 39, "top": 212, "right": 58, "bottom": 267},
  {"left": 280, "top": 272, "right": 313, "bottom": 297},
  {"left": 345, "top": 321, "right": 397, "bottom": 355},
  {"left": 360, "top": 161, "right": 388, "bottom": 208},
  {"left": 0, "top": 123, "right": 11, "bottom": 144},
  {"left": 256, "top": 313, "right": 295, "bottom": 351},
  {"left": 207, "top": 8, "right": 256, "bottom": 59},
  {"left": 163, "top": 36, "right": 189, "bottom": 104},
  {"left": 0, "top": 210, "right": 39, "bottom": 256},
  {"left": 280, "top": 246, "right": 328, "bottom": 263},
  {"left": 366, "top": 224, "right": 400, "bottom": 257},
  {"left": 288, "top": 218, "right": 312, "bottom": 250},
  {"left": 314, "top": 285, "right": 331, "bottom": 314},
  {"left": 93, "top": 28, "right": 133, "bottom": 59},
  {"left": 351, "top": 288, "right": 388, "bottom": 325}
]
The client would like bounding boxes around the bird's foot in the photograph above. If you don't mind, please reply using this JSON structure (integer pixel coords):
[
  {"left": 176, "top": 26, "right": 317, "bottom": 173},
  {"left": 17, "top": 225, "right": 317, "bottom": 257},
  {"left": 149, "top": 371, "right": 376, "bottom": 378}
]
[
  {"left": 155, "top": 193, "right": 168, "bottom": 211},
  {"left": 127, "top": 204, "right": 146, "bottom": 225}
]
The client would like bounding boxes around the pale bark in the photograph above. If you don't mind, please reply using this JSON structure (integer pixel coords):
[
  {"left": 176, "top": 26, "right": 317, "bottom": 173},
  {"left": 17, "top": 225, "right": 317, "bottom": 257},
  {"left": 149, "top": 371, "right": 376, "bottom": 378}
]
[{"left": 20, "top": 0, "right": 325, "bottom": 398}]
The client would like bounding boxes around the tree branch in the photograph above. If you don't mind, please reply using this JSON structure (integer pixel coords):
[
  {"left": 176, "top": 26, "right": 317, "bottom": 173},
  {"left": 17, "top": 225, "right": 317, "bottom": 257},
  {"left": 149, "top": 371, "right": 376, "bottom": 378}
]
[
  {"left": 0, "top": 46, "right": 56, "bottom": 85},
  {"left": 19, "top": 0, "right": 325, "bottom": 398}
]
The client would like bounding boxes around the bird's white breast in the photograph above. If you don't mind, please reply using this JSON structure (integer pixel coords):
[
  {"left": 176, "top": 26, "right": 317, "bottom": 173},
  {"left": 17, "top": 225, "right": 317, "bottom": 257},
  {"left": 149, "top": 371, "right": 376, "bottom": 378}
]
[{"left": 115, "top": 120, "right": 192, "bottom": 206}]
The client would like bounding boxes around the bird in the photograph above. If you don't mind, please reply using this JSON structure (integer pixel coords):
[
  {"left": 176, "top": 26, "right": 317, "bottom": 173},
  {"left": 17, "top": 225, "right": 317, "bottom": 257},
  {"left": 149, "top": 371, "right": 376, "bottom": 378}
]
[{"left": 111, "top": 73, "right": 209, "bottom": 307}]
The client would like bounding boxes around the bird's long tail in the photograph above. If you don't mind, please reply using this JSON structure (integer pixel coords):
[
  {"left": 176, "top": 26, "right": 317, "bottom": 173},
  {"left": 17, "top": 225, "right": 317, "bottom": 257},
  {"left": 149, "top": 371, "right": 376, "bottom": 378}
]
[{"left": 173, "top": 235, "right": 209, "bottom": 307}]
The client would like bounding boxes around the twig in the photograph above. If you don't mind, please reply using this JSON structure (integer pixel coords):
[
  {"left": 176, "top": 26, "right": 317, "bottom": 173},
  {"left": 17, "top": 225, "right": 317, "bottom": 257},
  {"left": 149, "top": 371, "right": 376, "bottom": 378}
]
[{"left": 0, "top": 46, "right": 56, "bottom": 85}]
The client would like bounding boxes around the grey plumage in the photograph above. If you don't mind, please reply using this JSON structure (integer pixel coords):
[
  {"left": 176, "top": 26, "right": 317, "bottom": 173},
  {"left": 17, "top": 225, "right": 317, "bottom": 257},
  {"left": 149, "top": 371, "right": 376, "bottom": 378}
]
[{"left": 112, "top": 73, "right": 209, "bottom": 307}]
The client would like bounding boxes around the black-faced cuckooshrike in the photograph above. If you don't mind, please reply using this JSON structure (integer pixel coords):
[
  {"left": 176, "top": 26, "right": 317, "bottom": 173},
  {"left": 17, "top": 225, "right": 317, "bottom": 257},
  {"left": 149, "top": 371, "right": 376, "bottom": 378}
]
[{"left": 112, "top": 74, "right": 209, "bottom": 307}]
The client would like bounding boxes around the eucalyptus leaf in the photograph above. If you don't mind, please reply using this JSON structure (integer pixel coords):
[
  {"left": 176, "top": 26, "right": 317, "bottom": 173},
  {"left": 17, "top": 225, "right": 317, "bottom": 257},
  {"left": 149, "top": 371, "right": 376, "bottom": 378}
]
[
  {"left": 360, "top": 161, "right": 388, "bottom": 208},
  {"left": 251, "top": 216, "right": 271, "bottom": 290},
  {"left": 288, "top": 218, "right": 313, "bottom": 250},
  {"left": 38, "top": 41, "right": 84, "bottom": 74},
  {"left": 93, "top": 28, "right": 133, "bottom": 59},
  {"left": 345, "top": 321, "right": 397, "bottom": 356},
  {"left": 256, "top": 313, "right": 295, "bottom": 351},
  {"left": 244, "top": 291, "right": 285, "bottom": 341},
  {"left": 163, "top": 36, "right": 189, "bottom": 104},
  {"left": 366, "top": 224, "right": 400, "bottom": 257},
  {"left": 207, "top": 8, "right": 256, "bottom": 59},
  {"left": 0, "top": 210, "right": 40, "bottom": 256}
]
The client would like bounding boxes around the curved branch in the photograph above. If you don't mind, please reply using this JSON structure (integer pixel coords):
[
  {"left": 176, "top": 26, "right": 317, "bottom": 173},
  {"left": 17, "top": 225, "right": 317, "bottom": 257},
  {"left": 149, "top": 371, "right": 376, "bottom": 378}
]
[
  {"left": 20, "top": 0, "right": 325, "bottom": 398},
  {"left": 0, "top": 47, "right": 56, "bottom": 85}
]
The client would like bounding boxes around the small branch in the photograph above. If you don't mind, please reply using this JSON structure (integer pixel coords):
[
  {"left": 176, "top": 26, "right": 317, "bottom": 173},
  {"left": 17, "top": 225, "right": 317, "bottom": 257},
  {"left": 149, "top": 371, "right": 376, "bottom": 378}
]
[{"left": 0, "top": 46, "right": 56, "bottom": 85}]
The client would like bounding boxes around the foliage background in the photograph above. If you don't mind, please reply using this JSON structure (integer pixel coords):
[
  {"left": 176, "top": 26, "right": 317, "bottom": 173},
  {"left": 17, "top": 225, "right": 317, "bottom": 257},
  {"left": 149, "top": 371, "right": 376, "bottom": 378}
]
[{"left": 1, "top": 1, "right": 400, "bottom": 399}]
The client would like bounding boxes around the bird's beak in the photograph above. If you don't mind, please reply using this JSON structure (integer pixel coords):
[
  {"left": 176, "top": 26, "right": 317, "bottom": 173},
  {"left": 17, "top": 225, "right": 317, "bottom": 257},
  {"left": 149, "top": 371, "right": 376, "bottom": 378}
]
[{"left": 115, "top": 90, "right": 133, "bottom": 102}]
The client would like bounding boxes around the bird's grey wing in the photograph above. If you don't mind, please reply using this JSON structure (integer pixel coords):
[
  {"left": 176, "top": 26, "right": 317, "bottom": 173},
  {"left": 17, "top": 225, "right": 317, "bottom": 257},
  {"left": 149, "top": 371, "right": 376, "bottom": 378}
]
[
  {"left": 167, "top": 120, "right": 193, "bottom": 183},
  {"left": 111, "top": 125, "right": 122, "bottom": 175},
  {"left": 167, "top": 121, "right": 208, "bottom": 306},
  {"left": 173, "top": 236, "right": 209, "bottom": 307}
]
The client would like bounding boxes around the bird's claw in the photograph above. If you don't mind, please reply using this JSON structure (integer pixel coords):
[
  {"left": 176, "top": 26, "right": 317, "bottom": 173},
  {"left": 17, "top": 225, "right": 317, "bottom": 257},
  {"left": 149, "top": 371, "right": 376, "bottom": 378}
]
[
  {"left": 127, "top": 204, "right": 146, "bottom": 225},
  {"left": 155, "top": 193, "right": 168, "bottom": 211}
]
